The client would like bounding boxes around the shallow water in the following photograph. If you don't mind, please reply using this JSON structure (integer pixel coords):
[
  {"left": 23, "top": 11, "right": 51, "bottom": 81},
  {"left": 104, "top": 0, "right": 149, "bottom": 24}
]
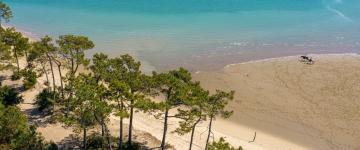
[{"left": 4, "top": 0, "right": 360, "bottom": 71}]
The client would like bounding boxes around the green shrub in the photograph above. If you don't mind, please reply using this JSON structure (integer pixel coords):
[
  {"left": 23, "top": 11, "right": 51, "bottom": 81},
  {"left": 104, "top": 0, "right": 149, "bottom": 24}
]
[
  {"left": 45, "top": 141, "right": 59, "bottom": 150},
  {"left": 11, "top": 71, "right": 21, "bottom": 80},
  {"left": 35, "top": 88, "right": 59, "bottom": 112},
  {"left": 0, "top": 104, "right": 56, "bottom": 150},
  {"left": 86, "top": 133, "right": 142, "bottom": 150},
  {"left": 208, "top": 137, "right": 243, "bottom": 150},
  {"left": 22, "top": 69, "right": 37, "bottom": 90},
  {"left": 0, "top": 86, "right": 23, "bottom": 106}
]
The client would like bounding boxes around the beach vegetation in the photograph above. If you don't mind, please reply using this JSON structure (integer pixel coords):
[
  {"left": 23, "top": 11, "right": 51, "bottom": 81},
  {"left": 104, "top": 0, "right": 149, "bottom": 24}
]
[
  {"left": 151, "top": 68, "right": 193, "bottom": 150},
  {"left": 35, "top": 88, "right": 59, "bottom": 112},
  {"left": 0, "top": 1, "right": 12, "bottom": 26},
  {"left": 173, "top": 82, "right": 209, "bottom": 150},
  {"left": 0, "top": 103, "right": 54, "bottom": 149},
  {"left": 208, "top": 137, "right": 243, "bottom": 150},
  {"left": 32, "top": 36, "right": 58, "bottom": 92},
  {"left": 56, "top": 35, "right": 94, "bottom": 116},
  {"left": 205, "top": 90, "right": 235, "bottom": 149},
  {"left": 1, "top": 27, "right": 30, "bottom": 76},
  {"left": 0, "top": 85, "right": 23, "bottom": 106},
  {"left": 22, "top": 68, "right": 37, "bottom": 90}
]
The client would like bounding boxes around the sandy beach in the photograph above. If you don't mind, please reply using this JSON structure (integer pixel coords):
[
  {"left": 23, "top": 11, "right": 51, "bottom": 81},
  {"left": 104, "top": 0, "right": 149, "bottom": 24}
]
[
  {"left": 193, "top": 54, "right": 360, "bottom": 150},
  {"left": 4, "top": 51, "right": 360, "bottom": 149}
]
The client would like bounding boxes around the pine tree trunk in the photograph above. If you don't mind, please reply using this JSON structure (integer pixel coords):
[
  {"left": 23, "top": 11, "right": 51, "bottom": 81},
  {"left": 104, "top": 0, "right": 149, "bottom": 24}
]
[
  {"left": 105, "top": 123, "right": 113, "bottom": 150},
  {"left": 128, "top": 99, "right": 134, "bottom": 146},
  {"left": 24, "top": 50, "right": 28, "bottom": 67},
  {"left": 14, "top": 49, "right": 20, "bottom": 73},
  {"left": 47, "top": 54, "right": 56, "bottom": 92},
  {"left": 189, "top": 118, "right": 201, "bottom": 150},
  {"left": 101, "top": 122, "right": 105, "bottom": 150},
  {"left": 83, "top": 127, "right": 87, "bottom": 150},
  {"left": 41, "top": 64, "right": 49, "bottom": 86},
  {"left": 160, "top": 108, "right": 169, "bottom": 150},
  {"left": 205, "top": 116, "right": 214, "bottom": 150},
  {"left": 119, "top": 117, "right": 123, "bottom": 150},
  {"left": 57, "top": 64, "right": 64, "bottom": 99}
]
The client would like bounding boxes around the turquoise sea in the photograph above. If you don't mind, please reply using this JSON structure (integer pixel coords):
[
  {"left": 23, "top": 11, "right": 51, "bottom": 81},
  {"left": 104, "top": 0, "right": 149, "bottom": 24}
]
[{"left": 4, "top": 0, "right": 360, "bottom": 71}]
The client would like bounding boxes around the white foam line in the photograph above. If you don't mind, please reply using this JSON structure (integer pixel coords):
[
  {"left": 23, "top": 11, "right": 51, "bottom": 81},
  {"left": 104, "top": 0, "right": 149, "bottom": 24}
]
[
  {"left": 223, "top": 53, "right": 360, "bottom": 69},
  {"left": 326, "top": 5, "right": 352, "bottom": 22}
]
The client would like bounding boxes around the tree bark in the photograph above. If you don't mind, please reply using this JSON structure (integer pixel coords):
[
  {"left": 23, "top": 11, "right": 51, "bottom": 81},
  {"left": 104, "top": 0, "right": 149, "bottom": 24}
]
[
  {"left": 118, "top": 100, "right": 124, "bottom": 150},
  {"left": 51, "top": 57, "right": 64, "bottom": 98},
  {"left": 41, "top": 63, "right": 49, "bottom": 86},
  {"left": 14, "top": 49, "right": 20, "bottom": 73},
  {"left": 128, "top": 99, "right": 134, "bottom": 146},
  {"left": 189, "top": 118, "right": 201, "bottom": 150},
  {"left": 83, "top": 127, "right": 87, "bottom": 150},
  {"left": 57, "top": 63, "right": 64, "bottom": 98},
  {"left": 119, "top": 116, "right": 123, "bottom": 150},
  {"left": 101, "top": 120, "right": 105, "bottom": 150},
  {"left": 205, "top": 116, "right": 214, "bottom": 150},
  {"left": 47, "top": 54, "right": 56, "bottom": 91},
  {"left": 160, "top": 108, "right": 169, "bottom": 150},
  {"left": 104, "top": 123, "right": 113, "bottom": 150}
]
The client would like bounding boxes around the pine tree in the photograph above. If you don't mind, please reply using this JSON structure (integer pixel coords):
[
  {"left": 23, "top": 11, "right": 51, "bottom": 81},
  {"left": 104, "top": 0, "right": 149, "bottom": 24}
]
[
  {"left": 56, "top": 35, "right": 94, "bottom": 116},
  {"left": 153, "top": 68, "right": 192, "bottom": 150},
  {"left": 174, "top": 82, "right": 209, "bottom": 150},
  {"left": 31, "top": 36, "right": 58, "bottom": 92},
  {"left": 63, "top": 74, "right": 98, "bottom": 150},
  {"left": 205, "top": 90, "right": 234, "bottom": 149},
  {"left": 2, "top": 28, "right": 30, "bottom": 76},
  {"left": 0, "top": 1, "right": 12, "bottom": 27}
]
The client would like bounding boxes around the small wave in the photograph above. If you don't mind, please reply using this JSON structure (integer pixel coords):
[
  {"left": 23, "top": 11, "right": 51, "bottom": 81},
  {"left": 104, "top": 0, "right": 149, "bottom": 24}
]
[{"left": 326, "top": 6, "right": 352, "bottom": 22}]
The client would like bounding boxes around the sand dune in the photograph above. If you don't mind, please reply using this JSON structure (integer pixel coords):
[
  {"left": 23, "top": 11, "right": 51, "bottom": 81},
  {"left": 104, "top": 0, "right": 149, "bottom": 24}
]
[{"left": 193, "top": 54, "right": 360, "bottom": 150}]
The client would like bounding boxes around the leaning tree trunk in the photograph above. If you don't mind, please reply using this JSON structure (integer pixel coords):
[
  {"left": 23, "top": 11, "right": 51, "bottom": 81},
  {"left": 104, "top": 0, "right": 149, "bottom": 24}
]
[
  {"left": 47, "top": 54, "right": 56, "bottom": 92},
  {"left": 41, "top": 63, "right": 49, "bottom": 86},
  {"left": 56, "top": 63, "right": 64, "bottom": 98},
  {"left": 160, "top": 108, "right": 169, "bottom": 150},
  {"left": 189, "top": 118, "right": 201, "bottom": 150},
  {"left": 205, "top": 116, "right": 214, "bottom": 150},
  {"left": 128, "top": 99, "right": 134, "bottom": 146},
  {"left": 14, "top": 49, "right": 20, "bottom": 74}
]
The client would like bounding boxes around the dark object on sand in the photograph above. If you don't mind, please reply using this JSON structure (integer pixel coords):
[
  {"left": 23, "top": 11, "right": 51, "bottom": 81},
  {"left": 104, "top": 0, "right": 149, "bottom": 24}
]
[
  {"left": 299, "top": 55, "right": 314, "bottom": 65},
  {"left": 248, "top": 132, "right": 257, "bottom": 143}
]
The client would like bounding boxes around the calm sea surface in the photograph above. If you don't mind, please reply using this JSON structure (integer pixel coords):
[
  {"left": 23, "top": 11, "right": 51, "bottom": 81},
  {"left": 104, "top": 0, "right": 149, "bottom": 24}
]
[{"left": 4, "top": 0, "right": 360, "bottom": 71}]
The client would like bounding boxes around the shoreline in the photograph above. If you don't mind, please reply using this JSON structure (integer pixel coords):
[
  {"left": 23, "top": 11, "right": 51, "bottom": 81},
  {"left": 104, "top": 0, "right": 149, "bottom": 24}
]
[{"left": 7, "top": 25, "right": 360, "bottom": 74}]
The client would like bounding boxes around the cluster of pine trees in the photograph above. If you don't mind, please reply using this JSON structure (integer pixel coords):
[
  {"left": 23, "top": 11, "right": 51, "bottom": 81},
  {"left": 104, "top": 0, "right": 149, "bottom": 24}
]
[{"left": 0, "top": 1, "right": 242, "bottom": 150}]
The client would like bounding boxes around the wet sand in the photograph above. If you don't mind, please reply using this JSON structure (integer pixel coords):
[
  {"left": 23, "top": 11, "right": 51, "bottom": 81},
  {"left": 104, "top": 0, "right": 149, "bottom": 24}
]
[{"left": 193, "top": 54, "right": 360, "bottom": 150}]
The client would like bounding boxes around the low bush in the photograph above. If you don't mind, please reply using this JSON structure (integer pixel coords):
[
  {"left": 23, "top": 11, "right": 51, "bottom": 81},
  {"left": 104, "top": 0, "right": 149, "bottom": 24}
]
[
  {"left": 35, "top": 88, "right": 59, "bottom": 112},
  {"left": 22, "top": 69, "right": 37, "bottom": 90},
  {"left": 0, "top": 86, "right": 23, "bottom": 106},
  {"left": 208, "top": 137, "right": 243, "bottom": 150},
  {"left": 11, "top": 71, "right": 21, "bottom": 80}
]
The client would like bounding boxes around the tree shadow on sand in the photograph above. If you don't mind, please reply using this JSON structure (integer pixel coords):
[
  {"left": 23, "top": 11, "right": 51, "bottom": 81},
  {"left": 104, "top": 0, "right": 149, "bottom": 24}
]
[
  {"left": 23, "top": 106, "right": 56, "bottom": 127},
  {"left": 57, "top": 134, "right": 82, "bottom": 150}
]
